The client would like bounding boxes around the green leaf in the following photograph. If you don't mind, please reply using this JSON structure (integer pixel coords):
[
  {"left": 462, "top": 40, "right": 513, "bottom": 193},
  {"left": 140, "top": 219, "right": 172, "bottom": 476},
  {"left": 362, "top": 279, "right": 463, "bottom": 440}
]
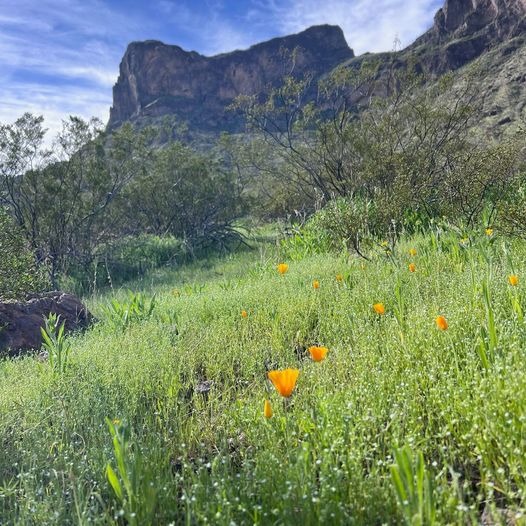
[{"left": 106, "top": 463, "right": 123, "bottom": 501}]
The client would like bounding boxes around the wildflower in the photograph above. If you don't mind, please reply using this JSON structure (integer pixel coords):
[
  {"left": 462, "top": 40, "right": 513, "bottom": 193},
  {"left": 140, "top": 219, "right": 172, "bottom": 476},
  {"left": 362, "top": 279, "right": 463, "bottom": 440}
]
[
  {"left": 268, "top": 368, "right": 300, "bottom": 398},
  {"left": 336, "top": 274, "right": 343, "bottom": 282},
  {"left": 409, "top": 248, "right": 417, "bottom": 257},
  {"left": 112, "top": 418, "right": 121, "bottom": 426},
  {"left": 264, "top": 399, "right": 273, "bottom": 418},
  {"left": 485, "top": 228, "right": 493, "bottom": 237},
  {"left": 171, "top": 289, "right": 181, "bottom": 297},
  {"left": 509, "top": 274, "right": 519, "bottom": 287},
  {"left": 278, "top": 263, "right": 289, "bottom": 275},
  {"left": 313, "top": 280, "right": 320, "bottom": 289},
  {"left": 409, "top": 263, "right": 416, "bottom": 273},
  {"left": 308, "top": 346, "right": 329, "bottom": 362},
  {"left": 381, "top": 240, "right": 389, "bottom": 248},
  {"left": 373, "top": 303, "right": 385, "bottom": 315},
  {"left": 241, "top": 310, "right": 248, "bottom": 318},
  {"left": 460, "top": 237, "right": 469, "bottom": 247},
  {"left": 436, "top": 315, "right": 448, "bottom": 331}
]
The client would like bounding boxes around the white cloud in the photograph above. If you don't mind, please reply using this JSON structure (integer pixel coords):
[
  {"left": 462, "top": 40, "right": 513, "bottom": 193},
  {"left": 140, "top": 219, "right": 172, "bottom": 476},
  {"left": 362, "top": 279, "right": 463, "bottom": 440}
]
[
  {"left": 246, "top": 0, "right": 443, "bottom": 54},
  {"left": 0, "top": 81, "right": 110, "bottom": 144}
]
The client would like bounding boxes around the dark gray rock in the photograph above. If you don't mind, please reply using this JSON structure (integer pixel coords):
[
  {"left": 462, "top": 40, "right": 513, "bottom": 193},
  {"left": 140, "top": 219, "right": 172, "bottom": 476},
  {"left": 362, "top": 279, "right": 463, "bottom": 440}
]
[{"left": 0, "top": 291, "right": 93, "bottom": 358}]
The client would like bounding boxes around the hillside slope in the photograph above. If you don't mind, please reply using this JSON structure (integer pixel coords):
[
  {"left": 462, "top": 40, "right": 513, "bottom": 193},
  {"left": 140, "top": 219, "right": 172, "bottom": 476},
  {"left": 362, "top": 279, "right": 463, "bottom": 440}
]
[{"left": 2, "top": 230, "right": 526, "bottom": 523}]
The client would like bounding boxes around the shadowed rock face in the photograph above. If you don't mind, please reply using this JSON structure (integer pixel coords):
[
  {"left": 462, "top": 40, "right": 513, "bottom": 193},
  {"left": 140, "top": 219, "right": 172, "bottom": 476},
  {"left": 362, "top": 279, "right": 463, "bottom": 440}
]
[
  {"left": 108, "top": 0, "right": 526, "bottom": 134},
  {"left": 108, "top": 25, "right": 354, "bottom": 132},
  {"left": 413, "top": 0, "right": 526, "bottom": 72},
  {"left": 0, "top": 292, "right": 93, "bottom": 357}
]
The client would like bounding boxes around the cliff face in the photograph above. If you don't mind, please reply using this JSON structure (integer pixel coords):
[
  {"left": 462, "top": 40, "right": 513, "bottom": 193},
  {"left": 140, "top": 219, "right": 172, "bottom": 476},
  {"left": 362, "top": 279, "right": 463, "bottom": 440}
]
[
  {"left": 411, "top": 0, "right": 526, "bottom": 72},
  {"left": 108, "top": 25, "right": 354, "bottom": 131}
]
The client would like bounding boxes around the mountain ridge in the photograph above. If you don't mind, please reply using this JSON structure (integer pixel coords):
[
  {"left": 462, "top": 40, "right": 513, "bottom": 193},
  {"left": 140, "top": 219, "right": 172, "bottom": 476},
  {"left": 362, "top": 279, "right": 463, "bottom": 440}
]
[
  {"left": 108, "top": 0, "right": 526, "bottom": 134},
  {"left": 108, "top": 25, "right": 353, "bottom": 131}
]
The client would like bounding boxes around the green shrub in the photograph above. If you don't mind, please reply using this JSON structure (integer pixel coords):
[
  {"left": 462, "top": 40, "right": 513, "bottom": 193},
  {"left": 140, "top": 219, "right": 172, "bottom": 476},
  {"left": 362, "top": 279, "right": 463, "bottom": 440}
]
[
  {"left": 63, "top": 235, "right": 185, "bottom": 293},
  {"left": 104, "top": 234, "right": 185, "bottom": 282},
  {"left": 0, "top": 209, "right": 48, "bottom": 300},
  {"left": 281, "top": 196, "right": 393, "bottom": 259}
]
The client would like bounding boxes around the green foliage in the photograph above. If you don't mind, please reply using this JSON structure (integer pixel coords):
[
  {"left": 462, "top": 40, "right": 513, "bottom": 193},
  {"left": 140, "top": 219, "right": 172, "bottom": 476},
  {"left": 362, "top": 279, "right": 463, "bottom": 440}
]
[
  {"left": 390, "top": 446, "right": 436, "bottom": 526},
  {"left": 101, "top": 292, "right": 157, "bottom": 331},
  {"left": 1, "top": 114, "right": 247, "bottom": 291},
  {"left": 96, "top": 234, "right": 185, "bottom": 289},
  {"left": 2, "top": 229, "right": 526, "bottom": 523},
  {"left": 281, "top": 197, "right": 393, "bottom": 259},
  {"left": 0, "top": 208, "right": 48, "bottom": 300},
  {"left": 40, "top": 313, "right": 71, "bottom": 374},
  {"left": 106, "top": 418, "right": 157, "bottom": 525}
]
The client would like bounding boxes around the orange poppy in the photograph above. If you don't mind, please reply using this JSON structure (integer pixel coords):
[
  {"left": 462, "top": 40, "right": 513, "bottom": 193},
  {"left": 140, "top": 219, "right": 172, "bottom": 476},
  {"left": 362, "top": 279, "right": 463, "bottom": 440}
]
[
  {"left": 312, "top": 280, "right": 320, "bottom": 289},
  {"left": 509, "top": 275, "right": 519, "bottom": 286},
  {"left": 268, "top": 369, "right": 300, "bottom": 398},
  {"left": 409, "top": 263, "right": 416, "bottom": 273},
  {"left": 336, "top": 274, "right": 343, "bottom": 282},
  {"left": 373, "top": 303, "right": 385, "bottom": 315},
  {"left": 436, "top": 315, "right": 448, "bottom": 331},
  {"left": 264, "top": 399, "right": 273, "bottom": 418},
  {"left": 278, "top": 263, "right": 289, "bottom": 275},
  {"left": 241, "top": 310, "right": 248, "bottom": 318},
  {"left": 308, "top": 346, "right": 329, "bottom": 362}
]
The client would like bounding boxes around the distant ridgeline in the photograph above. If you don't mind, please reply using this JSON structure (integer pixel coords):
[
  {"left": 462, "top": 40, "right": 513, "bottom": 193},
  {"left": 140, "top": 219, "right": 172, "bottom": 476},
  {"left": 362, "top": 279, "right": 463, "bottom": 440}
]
[{"left": 108, "top": 0, "right": 526, "bottom": 136}]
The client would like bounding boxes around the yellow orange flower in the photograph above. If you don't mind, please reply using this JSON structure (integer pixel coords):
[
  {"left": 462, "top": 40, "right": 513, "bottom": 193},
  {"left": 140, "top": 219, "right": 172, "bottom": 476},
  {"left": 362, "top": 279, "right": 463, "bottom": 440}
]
[
  {"left": 509, "top": 274, "right": 519, "bottom": 286},
  {"left": 308, "top": 346, "right": 329, "bottom": 362},
  {"left": 381, "top": 240, "right": 389, "bottom": 248},
  {"left": 436, "top": 315, "right": 448, "bottom": 331},
  {"left": 409, "top": 263, "right": 416, "bottom": 273},
  {"left": 485, "top": 228, "right": 493, "bottom": 237},
  {"left": 409, "top": 248, "right": 417, "bottom": 257},
  {"left": 241, "top": 310, "right": 248, "bottom": 318},
  {"left": 336, "top": 274, "right": 343, "bottom": 282},
  {"left": 264, "top": 399, "right": 273, "bottom": 418},
  {"left": 312, "top": 280, "right": 320, "bottom": 289},
  {"left": 268, "top": 368, "right": 299, "bottom": 398},
  {"left": 373, "top": 303, "right": 385, "bottom": 315},
  {"left": 278, "top": 263, "right": 289, "bottom": 275}
]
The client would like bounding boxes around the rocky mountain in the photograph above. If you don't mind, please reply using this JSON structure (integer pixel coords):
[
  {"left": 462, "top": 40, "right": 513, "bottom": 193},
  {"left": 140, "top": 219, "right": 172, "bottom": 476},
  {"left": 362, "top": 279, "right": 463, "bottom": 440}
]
[
  {"left": 409, "top": 0, "right": 526, "bottom": 72},
  {"left": 108, "top": 0, "right": 526, "bottom": 135},
  {"left": 108, "top": 25, "right": 354, "bottom": 132}
]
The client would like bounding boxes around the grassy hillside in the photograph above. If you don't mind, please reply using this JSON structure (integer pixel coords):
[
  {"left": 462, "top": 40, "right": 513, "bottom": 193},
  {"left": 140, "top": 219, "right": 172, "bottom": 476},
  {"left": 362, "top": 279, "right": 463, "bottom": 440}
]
[{"left": 1, "top": 228, "right": 526, "bottom": 524}]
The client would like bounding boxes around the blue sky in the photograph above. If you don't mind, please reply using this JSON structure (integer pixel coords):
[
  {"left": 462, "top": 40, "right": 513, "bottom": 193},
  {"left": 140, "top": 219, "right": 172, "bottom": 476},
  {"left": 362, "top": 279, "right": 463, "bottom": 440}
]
[{"left": 0, "top": 0, "right": 443, "bottom": 138}]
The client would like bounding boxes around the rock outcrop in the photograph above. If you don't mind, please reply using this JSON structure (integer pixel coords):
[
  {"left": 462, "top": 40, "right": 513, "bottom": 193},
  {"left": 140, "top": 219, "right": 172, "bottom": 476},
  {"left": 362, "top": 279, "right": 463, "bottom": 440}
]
[
  {"left": 0, "top": 292, "right": 93, "bottom": 357},
  {"left": 410, "top": 0, "right": 526, "bottom": 72},
  {"left": 108, "top": 25, "right": 354, "bottom": 132}
]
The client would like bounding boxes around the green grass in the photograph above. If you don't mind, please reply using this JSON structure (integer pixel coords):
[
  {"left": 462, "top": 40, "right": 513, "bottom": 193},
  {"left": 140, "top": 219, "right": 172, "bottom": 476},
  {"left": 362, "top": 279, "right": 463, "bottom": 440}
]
[{"left": 2, "top": 230, "right": 526, "bottom": 524}]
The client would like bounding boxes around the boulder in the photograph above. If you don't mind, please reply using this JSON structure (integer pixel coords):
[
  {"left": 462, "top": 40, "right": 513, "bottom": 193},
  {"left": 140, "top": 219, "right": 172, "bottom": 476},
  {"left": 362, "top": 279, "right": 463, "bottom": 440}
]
[{"left": 0, "top": 291, "right": 93, "bottom": 358}]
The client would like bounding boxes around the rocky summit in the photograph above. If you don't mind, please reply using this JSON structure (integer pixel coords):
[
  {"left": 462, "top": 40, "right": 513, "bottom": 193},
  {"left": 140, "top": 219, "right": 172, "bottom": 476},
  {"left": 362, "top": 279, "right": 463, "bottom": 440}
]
[
  {"left": 108, "top": 0, "right": 526, "bottom": 134},
  {"left": 108, "top": 25, "right": 354, "bottom": 132},
  {"left": 410, "top": 0, "right": 526, "bottom": 72}
]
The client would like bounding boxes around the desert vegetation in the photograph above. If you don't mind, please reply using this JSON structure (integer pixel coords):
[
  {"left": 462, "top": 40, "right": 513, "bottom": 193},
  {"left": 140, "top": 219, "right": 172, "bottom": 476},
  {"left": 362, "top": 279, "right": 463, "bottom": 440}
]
[{"left": 1, "top": 57, "right": 526, "bottom": 525}]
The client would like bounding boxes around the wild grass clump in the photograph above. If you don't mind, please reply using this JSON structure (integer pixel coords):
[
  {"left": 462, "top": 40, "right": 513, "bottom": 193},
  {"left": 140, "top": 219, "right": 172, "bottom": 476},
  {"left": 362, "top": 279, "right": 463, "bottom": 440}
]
[{"left": 1, "top": 227, "right": 526, "bottom": 524}]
